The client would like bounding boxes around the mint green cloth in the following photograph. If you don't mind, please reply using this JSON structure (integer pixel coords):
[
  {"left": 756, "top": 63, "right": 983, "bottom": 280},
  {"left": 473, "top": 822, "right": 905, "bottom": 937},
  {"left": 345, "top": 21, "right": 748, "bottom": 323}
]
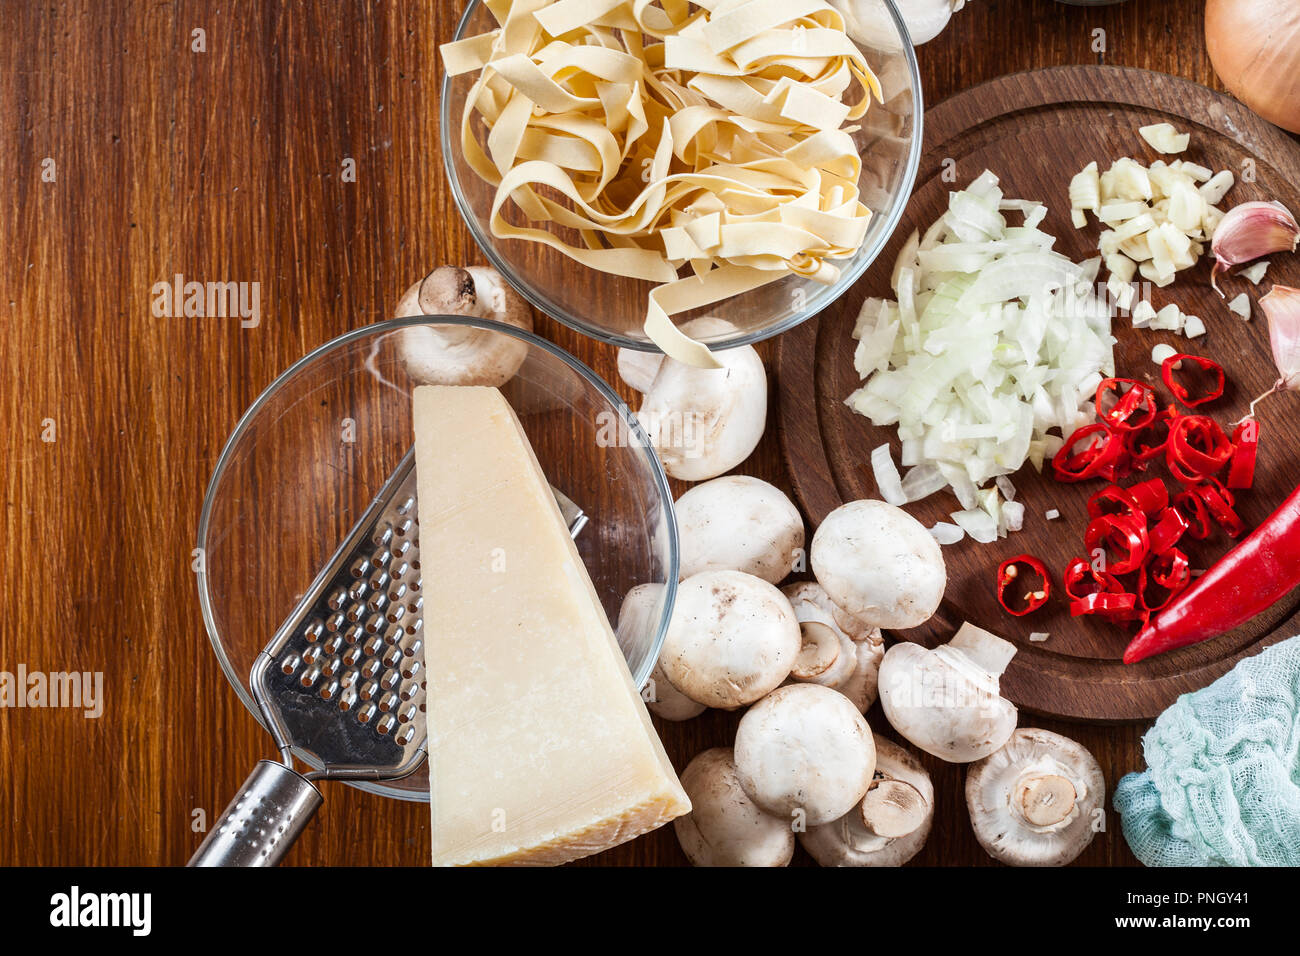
[{"left": 1113, "top": 635, "right": 1300, "bottom": 866}]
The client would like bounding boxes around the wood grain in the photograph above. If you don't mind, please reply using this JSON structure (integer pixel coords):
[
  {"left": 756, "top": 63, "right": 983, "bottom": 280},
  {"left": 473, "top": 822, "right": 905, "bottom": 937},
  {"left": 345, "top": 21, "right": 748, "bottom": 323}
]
[
  {"left": 777, "top": 66, "right": 1300, "bottom": 721},
  {"left": 0, "top": 0, "right": 1269, "bottom": 867}
]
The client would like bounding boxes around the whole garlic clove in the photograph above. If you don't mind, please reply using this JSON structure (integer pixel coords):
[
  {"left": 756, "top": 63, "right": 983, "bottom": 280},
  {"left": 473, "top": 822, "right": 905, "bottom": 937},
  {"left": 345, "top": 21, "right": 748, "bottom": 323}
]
[{"left": 1211, "top": 201, "right": 1300, "bottom": 295}]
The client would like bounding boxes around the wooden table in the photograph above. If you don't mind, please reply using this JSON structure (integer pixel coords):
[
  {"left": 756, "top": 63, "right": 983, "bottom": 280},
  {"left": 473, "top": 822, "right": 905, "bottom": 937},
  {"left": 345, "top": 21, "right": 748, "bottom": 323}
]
[{"left": 0, "top": 0, "right": 1245, "bottom": 866}]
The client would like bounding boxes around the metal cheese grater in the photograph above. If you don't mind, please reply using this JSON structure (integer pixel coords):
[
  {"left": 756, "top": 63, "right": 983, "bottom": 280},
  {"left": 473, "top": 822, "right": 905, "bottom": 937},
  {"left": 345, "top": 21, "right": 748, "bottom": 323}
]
[{"left": 189, "top": 446, "right": 587, "bottom": 867}]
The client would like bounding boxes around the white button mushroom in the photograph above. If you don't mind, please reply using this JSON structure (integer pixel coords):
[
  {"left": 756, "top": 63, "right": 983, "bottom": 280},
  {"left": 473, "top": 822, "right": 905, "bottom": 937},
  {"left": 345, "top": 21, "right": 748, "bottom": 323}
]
[
  {"left": 673, "top": 748, "right": 795, "bottom": 867},
  {"left": 782, "top": 581, "right": 884, "bottom": 713},
  {"left": 799, "top": 737, "right": 935, "bottom": 867},
  {"left": 675, "top": 476, "right": 805, "bottom": 584},
  {"left": 733, "top": 683, "right": 876, "bottom": 827},
  {"left": 619, "top": 317, "right": 767, "bottom": 482},
  {"left": 393, "top": 265, "right": 533, "bottom": 386},
  {"left": 616, "top": 583, "right": 705, "bottom": 722},
  {"left": 811, "top": 499, "right": 947, "bottom": 629},
  {"left": 878, "top": 622, "right": 1019, "bottom": 763},
  {"left": 966, "top": 728, "right": 1106, "bottom": 867},
  {"left": 658, "top": 570, "right": 800, "bottom": 710}
]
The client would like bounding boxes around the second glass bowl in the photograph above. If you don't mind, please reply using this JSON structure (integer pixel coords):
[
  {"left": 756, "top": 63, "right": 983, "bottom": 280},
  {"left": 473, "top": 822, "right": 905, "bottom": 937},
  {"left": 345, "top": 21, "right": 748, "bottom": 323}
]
[{"left": 196, "top": 317, "right": 679, "bottom": 801}]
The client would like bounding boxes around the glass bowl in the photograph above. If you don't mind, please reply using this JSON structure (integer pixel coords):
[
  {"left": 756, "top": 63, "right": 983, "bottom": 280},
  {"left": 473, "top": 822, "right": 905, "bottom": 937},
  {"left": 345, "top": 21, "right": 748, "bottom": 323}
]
[
  {"left": 196, "top": 317, "right": 679, "bottom": 801},
  {"left": 440, "top": 0, "right": 922, "bottom": 353}
]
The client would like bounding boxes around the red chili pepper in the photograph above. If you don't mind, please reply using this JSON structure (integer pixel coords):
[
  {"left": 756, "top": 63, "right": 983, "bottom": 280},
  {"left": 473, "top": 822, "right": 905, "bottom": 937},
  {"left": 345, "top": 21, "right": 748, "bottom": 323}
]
[
  {"left": 1084, "top": 512, "right": 1150, "bottom": 575},
  {"left": 1167, "top": 415, "right": 1232, "bottom": 485},
  {"left": 1096, "top": 378, "right": 1157, "bottom": 431},
  {"left": 997, "top": 555, "right": 1051, "bottom": 616},
  {"left": 1227, "top": 419, "right": 1259, "bottom": 490},
  {"left": 1124, "top": 481, "right": 1300, "bottom": 664},
  {"left": 1148, "top": 506, "right": 1190, "bottom": 554},
  {"left": 1162, "top": 354, "right": 1226, "bottom": 408},
  {"left": 1053, "top": 424, "right": 1122, "bottom": 482}
]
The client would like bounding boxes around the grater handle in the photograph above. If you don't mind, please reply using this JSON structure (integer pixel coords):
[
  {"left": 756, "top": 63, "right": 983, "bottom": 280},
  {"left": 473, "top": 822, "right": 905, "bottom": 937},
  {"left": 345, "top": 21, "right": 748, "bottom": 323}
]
[{"left": 187, "top": 760, "right": 324, "bottom": 867}]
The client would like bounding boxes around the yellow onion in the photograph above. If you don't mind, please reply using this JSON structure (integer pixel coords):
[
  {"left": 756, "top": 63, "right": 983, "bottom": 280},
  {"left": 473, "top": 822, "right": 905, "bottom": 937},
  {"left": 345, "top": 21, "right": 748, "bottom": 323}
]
[{"left": 1206, "top": 0, "right": 1300, "bottom": 134}]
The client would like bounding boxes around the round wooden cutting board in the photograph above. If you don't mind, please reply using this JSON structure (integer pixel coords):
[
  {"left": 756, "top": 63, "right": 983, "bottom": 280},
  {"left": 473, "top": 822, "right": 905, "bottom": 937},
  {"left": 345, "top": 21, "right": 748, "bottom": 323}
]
[{"left": 777, "top": 66, "right": 1300, "bottom": 722}]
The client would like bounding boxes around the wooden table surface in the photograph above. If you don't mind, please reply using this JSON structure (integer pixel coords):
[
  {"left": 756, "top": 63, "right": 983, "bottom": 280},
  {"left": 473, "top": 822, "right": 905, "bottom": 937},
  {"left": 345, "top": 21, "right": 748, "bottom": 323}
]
[{"left": 0, "top": 0, "right": 1251, "bottom": 866}]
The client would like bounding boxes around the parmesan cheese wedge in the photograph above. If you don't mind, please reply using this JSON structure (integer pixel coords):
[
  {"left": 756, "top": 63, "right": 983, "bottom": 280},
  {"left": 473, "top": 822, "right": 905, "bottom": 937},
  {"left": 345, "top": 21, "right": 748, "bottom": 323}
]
[{"left": 414, "top": 385, "right": 689, "bottom": 865}]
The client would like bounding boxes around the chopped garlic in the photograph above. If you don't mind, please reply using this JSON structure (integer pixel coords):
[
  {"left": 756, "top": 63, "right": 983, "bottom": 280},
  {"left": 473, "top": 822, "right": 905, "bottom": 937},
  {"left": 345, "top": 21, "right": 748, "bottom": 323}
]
[
  {"left": 1182, "top": 314, "right": 1206, "bottom": 338},
  {"left": 1228, "top": 293, "right": 1251, "bottom": 319},
  {"left": 1152, "top": 343, "right": 1179, "bottom": 366},
  {"left": 1132, "top": 300, "right": 1158, "bottom": 328},
  {"left": 1028, "top": 632, "right": 1051, "bottom": 643},
  {"left": 1151, "top": 303, "right": 1183, "bottom": 331},
  {"left": 1069, "top": 161, "right": 1101, "bottom": 213},
  {"left": 1200, "top": 170, "right": 1235, "bottom": 205},
  {"left": 1240, "top": 260, "right": 1270, "bottom": 284},
  {"left": 1140, "top": 123, "right": 1190, "bottom": 154}
]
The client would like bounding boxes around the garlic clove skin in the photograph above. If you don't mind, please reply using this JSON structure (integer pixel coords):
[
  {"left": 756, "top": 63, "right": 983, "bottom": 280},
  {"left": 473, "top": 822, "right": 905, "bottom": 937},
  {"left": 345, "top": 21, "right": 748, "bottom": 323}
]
[
  {"left": 1260, "top": 285, "right": 1300, "bottom": 390},
  {"left": 1210, "top": 201, "right": 1300, "bottom": 295}
]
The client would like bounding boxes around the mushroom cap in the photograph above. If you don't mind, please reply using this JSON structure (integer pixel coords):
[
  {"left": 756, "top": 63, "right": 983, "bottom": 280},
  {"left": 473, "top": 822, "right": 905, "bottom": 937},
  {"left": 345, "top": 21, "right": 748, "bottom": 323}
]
[
  {"left": 616, "top": 584, "right": 705, "bottom": 722},
  {"left": 658, "top": 570, "right": 800, "bottom": 709},
  {"left": 966, "top": 728, "right": 1105, "bottom": 867},
  {"left": 734, "top": 683, "right": 876, "bottom": 827},
  {"left": 811, "top": 499, "right": 946, "bottom": 629},
  {"left": 782, "top": 582, "right": 884, "bottom": 712},
  {"left": 676, "top": 476, "right": 805, "bottom": 584},
  {"left": 636, "top": 317, "right": 767, "bottom": 482},
  {"left": 394, "top": 265, "right": 533, "bottom": 386},
  {"left": 878, "top": 635, "right": 1018, "bottom": 763},
  {"left": 799, "top": 737, "right": 935, "bottom": 866},
  {"left": 674, "top": 748, "right": 794, "bottom": 867}
]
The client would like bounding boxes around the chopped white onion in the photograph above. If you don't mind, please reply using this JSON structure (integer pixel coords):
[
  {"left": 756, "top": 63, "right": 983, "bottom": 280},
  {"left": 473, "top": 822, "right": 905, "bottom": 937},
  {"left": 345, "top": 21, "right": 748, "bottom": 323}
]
[
  {"left": 994, "top": 475, "right": 1017, "bottom": 502},
  {"left": 1228, "top": 293, "right": 1251, "bottom": 319},
  {"left": 951, "top": 507, "right": 999, "bottom": 544},
  {"left": 1001, "top": 499, "right": 1026, "bottom": 533},
  {"left": 845, "top": 170, "right": 1116, "bottom": 541},
  {"left": 928, "top": 521, "right": 965, "bottom": 546},
  {"left": 1045, "top": 508, "right": 1061, "bottom": 520},
  {"left": 871, "top": 444, "right": 907, "bottom": 506},
  {"left": 1028, "top": 632, "right": 1051, "bottom": 643}
]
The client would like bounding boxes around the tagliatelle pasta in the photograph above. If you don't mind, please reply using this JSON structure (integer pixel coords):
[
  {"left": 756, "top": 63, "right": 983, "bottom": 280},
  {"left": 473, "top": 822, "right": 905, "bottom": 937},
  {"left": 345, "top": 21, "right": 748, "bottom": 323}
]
[{"left": 441, "top": 0, "right": 880, "bottom": 366}]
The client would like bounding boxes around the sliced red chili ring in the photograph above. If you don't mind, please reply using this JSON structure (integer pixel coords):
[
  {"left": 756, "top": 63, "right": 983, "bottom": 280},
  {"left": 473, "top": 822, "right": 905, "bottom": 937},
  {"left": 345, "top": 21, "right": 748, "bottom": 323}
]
[
  {"left": 1069, "top": 590, "right": 1138, "bottom": 619},
  {"left": 1149, "top": 548, "right": 1191, "bottom": 591},
  {"left": 1087, "top": 484, "right": 1142, "bottom": 520},
  {"left": 1162, "top": 354, "right": 1226, "bottom": 408},
  {"left": 1126, "top": 477, "right": 1169, "bottom": 514},
  {"left": 1147, "top": 506, "right": 1190, "bottom": 554},
  {"left": 1195, "top": 481, "right": 1245, "bottom": 537},
  {"left": 1063, "top": 556, "right": 1118, "bottom": 601},
  {"left": 1173, "top": 488, "right": 1213, "bottom": 539},
  {"left": 1053, "top": 424, "right": 1123, "bottom": 482},
  {"left": 1167, "top": 415, "right": 1232, "bottom": 484},
  {"left": 1083, "top": 512, "right": 1150, "bottom": 576},
  {"left": 1096, "top": 378, "right": 1157, "bottom": 431},
  {"left": 1227, "top": 419, "right": 1259, "bottom": 490},
  {"left": 997, "top": 554, "right": 1051, "bottom": 616},
  {"left": 1124, "top": 405, "right": 1179, "bottom": 462}
]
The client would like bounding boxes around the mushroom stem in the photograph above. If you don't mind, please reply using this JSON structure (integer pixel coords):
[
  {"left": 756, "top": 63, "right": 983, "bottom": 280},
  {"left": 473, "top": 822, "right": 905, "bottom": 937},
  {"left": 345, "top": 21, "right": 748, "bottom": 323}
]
[
  {"left": 948, "top": 622, "right": 1017, "bottom": 678},
  {"left": 1014, "top": 772, "right": 1078, "bottom": 829},
  {"left": 859, "top": 779, "right": 928, "bottom": 839},
  {"left": 791, "top": 622, "right": 843, "bottom": 680}
]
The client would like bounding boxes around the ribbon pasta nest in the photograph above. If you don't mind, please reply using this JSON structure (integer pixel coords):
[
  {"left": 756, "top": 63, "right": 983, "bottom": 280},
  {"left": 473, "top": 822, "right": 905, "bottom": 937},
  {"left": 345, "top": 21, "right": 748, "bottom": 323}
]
[{"left": 442, "top": 0, "right": 881, "bottom": 365}]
